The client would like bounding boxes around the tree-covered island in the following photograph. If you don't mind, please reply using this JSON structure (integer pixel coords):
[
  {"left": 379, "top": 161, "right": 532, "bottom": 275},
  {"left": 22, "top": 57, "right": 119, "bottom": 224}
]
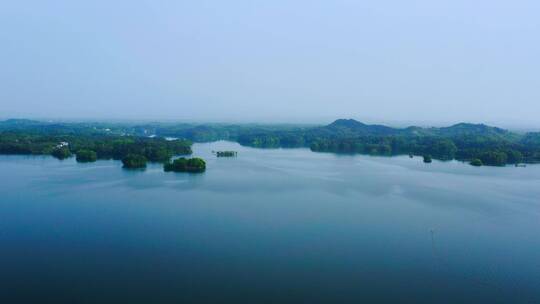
[
  {"left": 164, "top": 157, "right": 206, "bottom": 173},
  {"left": 76, "top": 149, "right": 97, "bottom": 162},
  {"left": 470, "top": 159, "right": 483, "bottom": 166},
  {"left": 51, "top": 146, "right": 72, "bottom": 160},
  {"left": 122, "top": 154, "right": 147, "bottom": 169}
]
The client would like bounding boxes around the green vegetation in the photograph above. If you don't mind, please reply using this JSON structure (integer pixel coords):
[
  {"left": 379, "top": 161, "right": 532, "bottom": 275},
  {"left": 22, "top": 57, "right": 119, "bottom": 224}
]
[
  {"left": 76, "top": 149, "right": 97, "bottom": 163},
  {"left": 231, "top": 120, "right": 540, "bottom": 167},
  {"left": 122, "top": 154, "right": 147, "bottom": 169},
  {"left": 164, "top": 157, "right": 206, "bottom": 173},
  {"left": 506, "top": 150, "right": 523, "bottom": 164},
  {"left": 477, "top": 151, "right": 507, "bottom": 166},
  {"left": 0, "top": 126, "right": 194, "bottom": 171},
  {"left": 1, "top": 118, "right": 540, "bottom": 167},
  {"left": 78, "top": 137, "right": 192, "bottom": 162},
  {"left": 51, "top": 147, "right": 72, "bottom": 159},
  {"left": 0, "top": 132, "right": 192, "bottom": 161},
  {"left": 470, "top": 159, "right": 483, "bottom": 166},
  {"left": 423, "top": 155, "right": 432, "bottom": 163},
  {"left": 216, "top": 151, "right": 237, "bottom": 157}
]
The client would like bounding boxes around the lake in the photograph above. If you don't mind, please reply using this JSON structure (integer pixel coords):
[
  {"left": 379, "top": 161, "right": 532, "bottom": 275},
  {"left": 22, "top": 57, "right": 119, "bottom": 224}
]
[{"left": 1, "top": 141, "right": 540, "bottom": 303}]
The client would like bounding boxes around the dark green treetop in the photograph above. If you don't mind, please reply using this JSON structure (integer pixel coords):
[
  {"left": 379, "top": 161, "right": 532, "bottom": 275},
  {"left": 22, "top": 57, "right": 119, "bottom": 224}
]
[
  {"left": 76, "top": 149, "right": 97, "bottom": 163},
  {"left": 122, "top": 154, "right": 147, "bottom": 169},
  {"left": 470, "top": 159, "right": 483, "bottom": 166},
  {"left": 164, "top": 157, "right": 206, "bottom": 173},
  {"left": 51, "top": 147, "right": 72, "bottom": 160}
]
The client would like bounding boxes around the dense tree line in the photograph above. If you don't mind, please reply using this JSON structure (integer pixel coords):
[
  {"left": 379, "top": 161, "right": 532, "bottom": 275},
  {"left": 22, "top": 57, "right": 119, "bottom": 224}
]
[
  {"left": 233, "top": 121, "right": 540, "bottom": 167},
  {"left": 309, "top": 136, "right": 532, "bottom": 166},
  {"left": 236, "top": 131, "right": 539, "bottom": 166},
  {"left": 73, "top": 137, "right": 192, "bottom": 162},
  {"left": 0, "top": 132, "right": 193, "bottom": 164}
]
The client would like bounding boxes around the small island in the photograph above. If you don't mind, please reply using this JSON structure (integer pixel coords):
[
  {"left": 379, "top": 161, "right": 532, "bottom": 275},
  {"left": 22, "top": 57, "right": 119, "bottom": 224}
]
[
  {"left": 76, "top": 149, "right": 97, "bottom": 163},
  {"left": 51, "top": 147, "right": 72, "bottom": 160},
  {"left": 216, "top": 151, "right": 237, "bottom": 157},
  {"left": 122, "top": 154, "right": 147, "bottom": 169},
  {"left": 164, "top": 157, "right": 206, "bottom": 173},
  {"left": 470, "top": 159, "right": 483, "bottom": 166}
]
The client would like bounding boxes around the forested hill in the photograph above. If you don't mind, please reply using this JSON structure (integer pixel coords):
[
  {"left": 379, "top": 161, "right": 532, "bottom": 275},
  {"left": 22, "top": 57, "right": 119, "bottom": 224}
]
[
  {"left": 1, "top": 118, "right": 540, "bottom": 166},
  {"left": 308, "top": 119, "right": 517, "bottom": 139},
  {"left": 314, "top": 119, "right": 399, "bottom": 137},
  {"left": 235, "top": 119, "right": 527, "bottom": 142},
  {"left": 0, "top": 118, "right": 524, "bottom": 140}
]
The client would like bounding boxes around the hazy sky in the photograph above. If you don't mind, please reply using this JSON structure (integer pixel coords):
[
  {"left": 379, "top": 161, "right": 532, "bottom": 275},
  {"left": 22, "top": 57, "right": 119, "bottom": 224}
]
[{"left": 1, "top": 0, "right": 539, "bottom": 126}]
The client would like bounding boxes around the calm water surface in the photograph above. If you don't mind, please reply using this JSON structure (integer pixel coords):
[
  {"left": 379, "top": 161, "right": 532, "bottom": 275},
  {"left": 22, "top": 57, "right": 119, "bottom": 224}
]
[{"left": 1, "top": 141, "right": 540, "bottom": 303}]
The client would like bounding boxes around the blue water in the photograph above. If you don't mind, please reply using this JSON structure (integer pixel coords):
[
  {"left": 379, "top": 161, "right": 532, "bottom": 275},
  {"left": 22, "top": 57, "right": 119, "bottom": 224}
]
[{"left": 1, "top": 141, "right": 540, "bottom": 303}]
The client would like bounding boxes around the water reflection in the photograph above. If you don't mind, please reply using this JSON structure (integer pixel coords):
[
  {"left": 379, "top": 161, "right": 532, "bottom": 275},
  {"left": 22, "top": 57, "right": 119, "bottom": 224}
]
[{"left": 1, "top": 142, "right": 540, "bottom": 303}]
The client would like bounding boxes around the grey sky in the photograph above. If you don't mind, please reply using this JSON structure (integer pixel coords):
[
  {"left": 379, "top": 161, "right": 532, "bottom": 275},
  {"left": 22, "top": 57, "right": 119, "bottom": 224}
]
[{"left": 1, "top": 0, "right": 539, "bottom": 126}]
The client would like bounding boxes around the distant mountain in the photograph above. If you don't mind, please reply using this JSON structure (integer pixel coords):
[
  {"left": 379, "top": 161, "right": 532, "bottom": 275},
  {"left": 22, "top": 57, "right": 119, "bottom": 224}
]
[
  {"left": 403, "top": 126, "right": 432, "bottom": 136},
  {"left": 436, "top": 123, "right": 511, "bottom": 138},
  {"left": 326, "top": 119, "right": 366, "bottom": 129},
  {"left": 0, "top": 118, "right": 43, "bottom": 126},
  {"left": 0, "top": 117, "right": 524, "bottom": 144},
  {"left": 321, "top": 119, "right": 400, "bottom": 136},
  {"left": 0, "top": 119, "right": 47, "bottom": 130},
  {"left": 317, "top": 119, "right": 518, "bottom": 140}
]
